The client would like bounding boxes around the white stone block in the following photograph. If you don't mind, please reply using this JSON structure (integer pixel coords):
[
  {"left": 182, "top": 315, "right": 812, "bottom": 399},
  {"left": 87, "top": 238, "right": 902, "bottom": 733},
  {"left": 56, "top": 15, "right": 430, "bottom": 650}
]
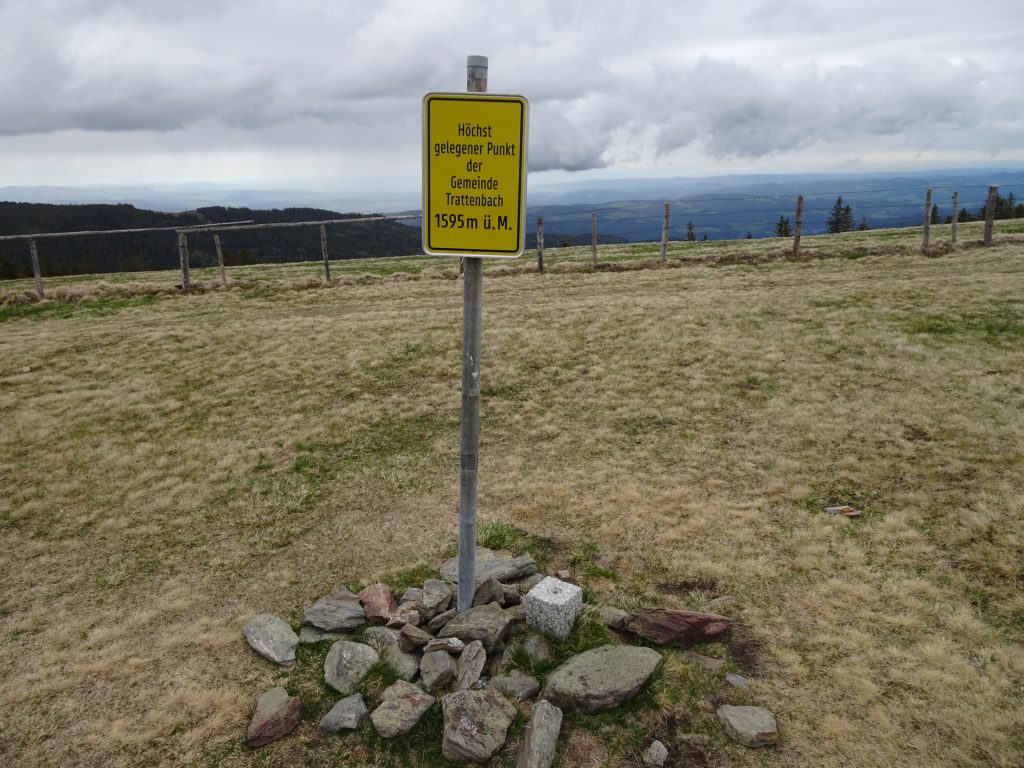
[{"left": 524, "top": 576, "right": 582, "bottom": 641}]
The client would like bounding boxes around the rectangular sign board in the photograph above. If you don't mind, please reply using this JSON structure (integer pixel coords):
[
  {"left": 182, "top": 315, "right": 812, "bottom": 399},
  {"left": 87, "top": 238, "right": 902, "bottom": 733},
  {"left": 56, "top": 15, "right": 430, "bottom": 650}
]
[{"left": 423, "top": 92, "right": 529, "bottom": 257}]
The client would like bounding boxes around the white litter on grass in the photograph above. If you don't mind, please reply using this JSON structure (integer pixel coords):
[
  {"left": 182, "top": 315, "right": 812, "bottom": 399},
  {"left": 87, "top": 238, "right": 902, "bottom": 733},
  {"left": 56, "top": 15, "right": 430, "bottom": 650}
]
[{"left": 825, "top": 505, "right": 863, "bottom": 517}]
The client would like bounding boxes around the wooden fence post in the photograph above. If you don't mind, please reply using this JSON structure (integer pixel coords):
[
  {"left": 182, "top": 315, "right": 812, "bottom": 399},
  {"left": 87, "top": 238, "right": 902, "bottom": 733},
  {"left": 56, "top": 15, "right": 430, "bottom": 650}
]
[
  {"left": 659, "top": 201, "right": 669, "bottom": 264},
  {"left": 320, "top": 224, "right": 331, "bottom": 281},
  {"left": 950, "top": 191, "right": 959, "bottom": 245},
  {"left": 536, "top": 217, "right": 544, "bottom": 273},
  {"left": 983, "top": 186, "right": 998, "bottom": 246},
  {"left": 214, "top": 234, "right": 227, "bottom": 285},
  {"left": 792, "top": 195, "right": 804, "bottom": 258},
  {"left": 28, "top": 239, "right": 43, "bottom": 299},
  {"left": 922, "top": 187, "right": 933, "bottom": 253},
  {"left": 178, "top": 232, "right": 190, "bottom": 290},
  {"left": 591, "top": 212, "right": 598, "bottom": 267}
]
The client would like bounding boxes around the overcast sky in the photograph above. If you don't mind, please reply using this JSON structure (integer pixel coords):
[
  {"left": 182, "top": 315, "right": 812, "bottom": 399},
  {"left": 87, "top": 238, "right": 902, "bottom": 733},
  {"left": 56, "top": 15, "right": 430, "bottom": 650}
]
[{"left": 1, "top": 0, "right": 1022, "bottom": 190}]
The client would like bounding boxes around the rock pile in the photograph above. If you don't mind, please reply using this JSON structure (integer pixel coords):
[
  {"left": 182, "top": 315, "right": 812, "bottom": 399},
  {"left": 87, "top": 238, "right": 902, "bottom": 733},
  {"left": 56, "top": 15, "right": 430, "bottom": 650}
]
[{"left": 242, "top": 546, "right": 777, "bottom": 763}]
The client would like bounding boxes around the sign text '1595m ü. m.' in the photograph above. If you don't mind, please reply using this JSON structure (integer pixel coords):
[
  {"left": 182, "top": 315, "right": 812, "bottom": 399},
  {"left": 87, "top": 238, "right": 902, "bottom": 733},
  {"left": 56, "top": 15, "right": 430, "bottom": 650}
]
[{"left": 422, "top": 92, "right": 529, "bottom": 257}]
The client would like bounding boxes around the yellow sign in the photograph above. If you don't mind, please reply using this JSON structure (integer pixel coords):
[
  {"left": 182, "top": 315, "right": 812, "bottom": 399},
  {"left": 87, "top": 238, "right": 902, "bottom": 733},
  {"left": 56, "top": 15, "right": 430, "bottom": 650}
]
[{"left": 422, "top": 92, "right": 529, "bottom": 257}]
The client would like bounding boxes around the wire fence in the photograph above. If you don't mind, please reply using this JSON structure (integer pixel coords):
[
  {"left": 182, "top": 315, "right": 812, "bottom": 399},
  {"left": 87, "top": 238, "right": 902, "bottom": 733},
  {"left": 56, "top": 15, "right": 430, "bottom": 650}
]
[
  {"left": 516, "top": 182, "right": 1024, "bottom": 243},
  {"left": 2, "top": 182, "right": 1022, "bottom": 300}
]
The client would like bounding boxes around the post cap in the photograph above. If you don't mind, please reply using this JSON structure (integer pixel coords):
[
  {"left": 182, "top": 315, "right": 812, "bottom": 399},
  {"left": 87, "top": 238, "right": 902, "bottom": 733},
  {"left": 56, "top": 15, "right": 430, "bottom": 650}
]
[{"left": 467, "top": 55, "right": 488, "bottom": 68}]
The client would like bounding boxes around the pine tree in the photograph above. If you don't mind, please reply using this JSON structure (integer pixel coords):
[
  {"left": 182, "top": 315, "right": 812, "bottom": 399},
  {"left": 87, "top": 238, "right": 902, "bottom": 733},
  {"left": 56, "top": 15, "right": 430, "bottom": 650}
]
[
  {"left": 842, "top": 205, "right": 854, "bottom": 232},
  {"left": 745, "top": 231, "right": 753, "bottom": 239},
  {"left": 976, "top": 192, "right": 1024, "bottom": 220},
  {"left": 702, "top": 233, "right": 709, "bottom": 241},
  {"left": 930, "top": 204, "right": 939, "bottom": 225},
  {"left": 775, "top": 216, "right": 792, "bottom": 237},
  {"left": 686, "top": 222, "right": 696, "bottom": 242},
  {"left": 827, "top": 196, "right": 855, "bottom": 234},
  {"left": 858, "top": 217, "right": 870, "bottom": 231}
]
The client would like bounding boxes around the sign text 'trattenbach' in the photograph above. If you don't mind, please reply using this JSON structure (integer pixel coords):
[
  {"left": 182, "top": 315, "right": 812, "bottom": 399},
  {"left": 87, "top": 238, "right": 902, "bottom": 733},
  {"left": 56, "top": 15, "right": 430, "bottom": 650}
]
[{"left": 422, "top": 93, "right": 529, "bottom": 257}]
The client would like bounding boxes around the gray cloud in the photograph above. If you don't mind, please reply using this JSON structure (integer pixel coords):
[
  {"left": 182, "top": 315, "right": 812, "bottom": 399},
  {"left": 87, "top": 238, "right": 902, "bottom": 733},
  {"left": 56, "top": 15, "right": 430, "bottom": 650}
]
[{"left": 0, "top": 0, "right": 1022, "bottom": 184}]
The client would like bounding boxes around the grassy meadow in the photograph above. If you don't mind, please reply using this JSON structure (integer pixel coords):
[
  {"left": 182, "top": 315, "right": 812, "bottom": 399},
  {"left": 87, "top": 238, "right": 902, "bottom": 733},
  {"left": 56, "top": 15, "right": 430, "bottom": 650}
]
[{"left": 1, "top": 220, "right": 1022, "bottom": 767}]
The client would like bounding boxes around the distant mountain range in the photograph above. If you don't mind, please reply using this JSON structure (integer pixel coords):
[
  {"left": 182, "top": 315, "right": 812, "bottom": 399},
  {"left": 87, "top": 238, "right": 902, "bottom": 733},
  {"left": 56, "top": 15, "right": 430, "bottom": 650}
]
[
  {"left": 1, "top": 169, "right": 1021, "bottom": 278},
  {"left": 521, "top": 169, "right": 1024, "bottom": 241},
  {"left": 0, "top": 205, "right": 420, "bottom": 279}
]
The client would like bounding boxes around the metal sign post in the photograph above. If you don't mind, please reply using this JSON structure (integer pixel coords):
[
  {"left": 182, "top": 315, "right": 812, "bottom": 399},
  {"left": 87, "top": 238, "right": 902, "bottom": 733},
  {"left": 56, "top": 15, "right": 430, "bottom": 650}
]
[{"left": 423, "top": 56, "right": 528, "bottom": 612}]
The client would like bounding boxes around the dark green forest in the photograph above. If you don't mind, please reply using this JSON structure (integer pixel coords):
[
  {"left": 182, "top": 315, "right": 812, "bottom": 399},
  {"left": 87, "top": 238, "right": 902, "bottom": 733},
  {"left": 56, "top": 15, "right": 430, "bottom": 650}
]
[{"left": 0, "top": 203, "right": 424, "bottom": 279}]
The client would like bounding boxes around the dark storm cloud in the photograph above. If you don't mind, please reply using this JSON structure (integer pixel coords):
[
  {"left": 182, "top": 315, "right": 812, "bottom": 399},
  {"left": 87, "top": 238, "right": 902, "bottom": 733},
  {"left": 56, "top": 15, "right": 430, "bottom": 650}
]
[{"left": 0, "top": 0, "right": 1021, "bottom": 182}]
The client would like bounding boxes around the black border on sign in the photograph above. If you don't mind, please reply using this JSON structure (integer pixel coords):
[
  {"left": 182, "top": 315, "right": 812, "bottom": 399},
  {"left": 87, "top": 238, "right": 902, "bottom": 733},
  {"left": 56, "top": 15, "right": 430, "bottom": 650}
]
[{"left": 423, "top": 93, "right": 527, "bottom": 257}]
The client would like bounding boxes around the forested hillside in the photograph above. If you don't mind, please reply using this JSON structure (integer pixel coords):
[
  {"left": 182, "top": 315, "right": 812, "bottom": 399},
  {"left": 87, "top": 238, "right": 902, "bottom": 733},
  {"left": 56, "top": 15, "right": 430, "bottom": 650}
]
[{"left": 0, "top": 203, "right": 422, "bottom": 278}]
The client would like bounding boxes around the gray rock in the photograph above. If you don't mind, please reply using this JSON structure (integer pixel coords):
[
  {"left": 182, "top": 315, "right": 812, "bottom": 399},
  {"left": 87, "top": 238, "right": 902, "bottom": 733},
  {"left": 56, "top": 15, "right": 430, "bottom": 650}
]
[
  {"left": 299, "top": 625, "right": 344, "bottom": 645},
  {"left": 684, "top": 652, "right": 726, "bottom": 674},
  {"left": 319, "top": 693, "right": 369, "bottom": 732},
  {"left": 400, "top": 587, "right": 424, "bottom": 604},
  {"left": 386, "top": 601, "right": 422, "bottom": 628},
  {"left": 542, "top": 644, "right": 662, "bottom": 714},
  {"left": 421, "top": 579, "right": 453, "bottom": 619},
  {"left": 384, "top": 645, "right": 420, "bottom": 681},
  {"left": 427, "top": 608, "right": 457, "bottom": 632},
  {"left": 502, "top": 583, "right": 522, "bottom": 606},
  {"left": 363, "top": 626, "right": 402, "bottom": 647},
  {"left": 370, "top": 680, "right": 436, "bottom": 738},
  {"left": 642, "top": 739, "right": 669, "bottom": 767},
  {"left": 245, "top": 686, "right": 301, "bottom": 747},
  {"left": 520, "top": 574, "right": 546, "bottom": 592},
  {"left": 455, "top": 640, "right": 487, "bottom": 691},
  {"left": 442, "top": 687, "right": 517, "bottom": 763},
  {"left": 596, "top": 605, "right": 628, "bottom": 630},
  {"left": 438, "top": 602, "right": 512, "bottom": 652},
  {"left": 505, "top": 603, "right": 527, "bottom": 623},
  {"left": 717, "top": 705, "right": 778, "bottom": 747},
  {"left": 420, "top": 650, "right": 458, "bottom": 691},
  {"left": 324, "top": 640, "right": 379, "bottom": 695},
  {"left": 244, "top": 614, "right": 299, "bottom": 666},
  {"left": 303, "top": 588, "right": 366, "bottom": 632},
  {"left": 522, "top": 633, "right": 552, "bottom": 663},
  {"left": 399, "top": 623, "right": 434, "bottom": 652},
  {"left": 488, "top": 671, "right": 540, "bottom": 701},
  {"left": 726, "top": 672, "right": 750, "bottom": 689},
  {"left": 424, "top": 636, "right": 466, "bottom": 655},
  {"left": 441, "top": 547, "right": 538, "bottom": 587},
  {"left": 516, "top": 699, "right": 562, "bottom": 768},
  {"left": 472, "top": 578, "right": 506, "bottom": 608},
  {"left": 361, "top": 626, "right": 417, "bottom": 679}
]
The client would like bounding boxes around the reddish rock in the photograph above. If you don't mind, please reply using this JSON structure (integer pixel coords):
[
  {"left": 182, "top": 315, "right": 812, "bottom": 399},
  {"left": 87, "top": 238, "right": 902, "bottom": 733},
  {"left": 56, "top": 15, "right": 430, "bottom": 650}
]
[
  {"left": 359, "top": 583, "right": 397, "bottom": 624},
  {"left": 624, "top": 608, "right": 732, "bottom": 647},
  {"left": 387, "top": 601, "right": 422, "bottom": 628},
  {"left": 399, "top": 623, "right": 434, "bottom": 652},
  {"left": 246, "top": 686, "right": 301, "bottom": 747}
]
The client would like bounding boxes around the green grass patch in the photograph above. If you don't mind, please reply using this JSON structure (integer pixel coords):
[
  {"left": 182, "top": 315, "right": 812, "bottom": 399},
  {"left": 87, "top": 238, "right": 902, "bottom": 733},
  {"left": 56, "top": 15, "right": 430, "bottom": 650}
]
[
  {"left": 292, "top": 411, "right": 454, "bottom": 492},
  {"left": 905, "top": 307, "right": 1024, "bottom": 345},
  {"left": 381, "top": 563, "right": 439, "bottom": 595},
  {"left": 0, "top": 293, "right": 160, "bottom": 323},
  {"left": 480, "top": 382, "right": 526, "bottom": 400},
  {"left": 476, "top": 523, "right": 558, "bottom": 571}
]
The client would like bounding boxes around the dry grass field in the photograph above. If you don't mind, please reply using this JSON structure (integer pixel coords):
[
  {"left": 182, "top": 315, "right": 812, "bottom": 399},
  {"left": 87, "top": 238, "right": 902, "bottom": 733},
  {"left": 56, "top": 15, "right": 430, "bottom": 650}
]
[{"left": 1, "top": 222, "right": 1022, "bottom": 768}]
